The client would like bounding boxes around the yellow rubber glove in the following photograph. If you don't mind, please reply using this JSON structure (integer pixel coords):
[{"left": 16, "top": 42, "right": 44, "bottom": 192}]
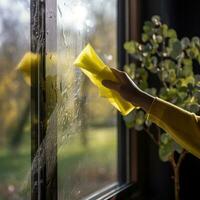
[{"left": 73, "top": 44, "right": 135, "bottom": 116}]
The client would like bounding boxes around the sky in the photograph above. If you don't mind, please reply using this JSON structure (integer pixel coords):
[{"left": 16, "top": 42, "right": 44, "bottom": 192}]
[
  {"left": 0, "top": 0, "right": 30, "bottom": 23},
  {"left": 58, "top": 0, "right": 116, "bottom": 31},
  {"left": 0, "top": 0, "right": 115, "bottom": 33},
  {"left": 0, "top": 0, "right": 30, "bottom": 46}
]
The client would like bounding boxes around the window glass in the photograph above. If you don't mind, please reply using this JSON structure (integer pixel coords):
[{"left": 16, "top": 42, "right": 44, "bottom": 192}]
[
  {"left": 0, "top": 0, "right": 31, "bottom": 199},
  {"left": 56, "top": 0, "right": 118, "bottom": 199}
]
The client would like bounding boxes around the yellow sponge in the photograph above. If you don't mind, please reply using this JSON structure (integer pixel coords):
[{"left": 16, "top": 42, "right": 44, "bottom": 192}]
[{"left": 74, "top": 44, "right": 135, "bottom": 116}]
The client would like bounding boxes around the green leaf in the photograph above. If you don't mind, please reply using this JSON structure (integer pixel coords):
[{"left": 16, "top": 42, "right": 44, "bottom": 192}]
[
  {"left": 132, "top": 53, "right": 143, "bottom": 61},
  {"left": 151, "top": 15, "right": 161, "bottom": 26},
  {"left": 160, "top": 133, "right": 172, "bottom": 145},
  {"left": 137, "top": 68, "right": 148, "bottom": 80},
  {"left": 160, "top": 88, "right": 178, "bottom": 101},
  {"left": 181, "top": 37, "right": 190, "bottom": 49},
  {"left": 180, "top": 76, "right": 195, "bottom": 87},
  {"left": 170, "top": 40, "right": 182, "bottom": 59},
  {"left": 187, "top": 103, "right": 200, "bottom": 113},
  {"left": 196, "top": 82, "right": 200, "bottom": 89},
  {"left": 143, "top": 43, "right": 153, "bottom": 52},
  {"left": 182, "top": 58, "right": 192, "bottom": 67},
  {"left": 195, "top": 74, "right": 200, "bottom": 82},
  {"left": 144, "top": 57, "right": 153, "bottom": 70},
  {"left": 161, "top": 24, "right": 168, "bottom": 37},
  {"left": 124, "top": 41, "right": 138, "bottom": 54},
  {"left": 182, "top": 64, "right": 193, "bottom": 77},
  {"left": 161, "top": 70, "right": 168, "bottom": 81},
  {"left": 186, "top": 47, "right": 199, "bottom": 59},
  {"left": 194, "top": 91, "right": 200, "bottom": 103},
  {"left": 123, "top": 111, "right": 136, "bottom": 128},
  {"left": 197, "top": 54, "right": 200, "bottom": 64},
  {"left": 159, "top": 143, "right": 173, "bottom": 162},
  {"left": 168, "top": 69, "right": 176, "bottom": 83},
  {"left": 157, "top": 35, "right": 163, "bottom": 43},
  {"left": 135, "top": 110, "right": 145, "bottom": 126},
  {"left": 142, "top": 33, "right": 149, "bottom": 42},
  {"left": 124, "top": 63, "right": 136, "bottom": 78},
  {"left": 151, "top": 56, "right": 158, "bottom": 66},
  {"left": 145, "top": 88, "right": 157, "bottom": 96},
  {"left": 178, "top": 91, "right": 187, "bottom": 101},
  {"left": 167, "top": 29, "right": 177, "bottom": 38},
  {"left": 152, "top": 34, "right": 163, "bottom": 43},
  {"left": 192, "top": 36, "right": 200, "bottom": 47},
  {"left": 172, "top": 141, "right": 183, "bottom": 154},
  {"left": 159, "top": 133, "right": 174, "bottom": 162},
  {"left": 143, "top": 21, "right": 154, "bottom": 33},
  {"left": 145, "top": 116, "right": 152, "bottom": 127}
]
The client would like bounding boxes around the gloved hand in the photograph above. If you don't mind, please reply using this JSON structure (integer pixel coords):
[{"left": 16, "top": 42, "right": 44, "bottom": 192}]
[{"left": 102, "top": 68, "right": 155, "bottom": 113}]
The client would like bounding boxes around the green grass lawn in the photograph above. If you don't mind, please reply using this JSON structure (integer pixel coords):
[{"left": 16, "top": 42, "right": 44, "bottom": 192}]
[
  {"left": 0, "top": 126, "right": 117, "bottom": 200},
  {"left": 58, "top": 127, "right": 117, "bottom": 199},
  {"left": 0, "top": 133, "right": 31, "bottom": 200}
]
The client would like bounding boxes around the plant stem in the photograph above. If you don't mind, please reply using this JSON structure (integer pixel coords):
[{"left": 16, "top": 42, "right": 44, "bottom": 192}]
[
  {"left": 169, "top": 151, "right": 187, "bottom": 200},
  {"left": 174, "top": 166, "right": 180, "bottom": 200},
  {"left": 144, "top": 127, "right": 159, "bottom": 145},
  {"left": 156, "top": 126, "right": 161, "bottom": 145}
]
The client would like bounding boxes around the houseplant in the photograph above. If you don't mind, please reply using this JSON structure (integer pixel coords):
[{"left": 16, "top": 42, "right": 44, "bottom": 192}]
[{"left": 123, "top": 16, "right": 200, "bottom": 200}]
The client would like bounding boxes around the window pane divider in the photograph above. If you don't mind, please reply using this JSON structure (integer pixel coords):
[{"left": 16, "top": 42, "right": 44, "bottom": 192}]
[{"left": 31, "top": 0, "right": 57, "bottom": 199}]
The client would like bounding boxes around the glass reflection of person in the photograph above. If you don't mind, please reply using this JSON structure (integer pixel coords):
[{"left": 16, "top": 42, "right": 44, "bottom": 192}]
[{"left": 102, "top": 68, "right": 200, "bottom": 159}]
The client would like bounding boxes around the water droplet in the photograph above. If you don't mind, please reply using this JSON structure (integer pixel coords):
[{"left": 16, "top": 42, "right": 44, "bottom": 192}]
[
  {"left": 77, "top": 190, "right": 81, "bottom": 195},
  {"left": 108, "top": 55, "right": 113, "bottom": 60},
  {"left": 85, "top": 19, "right": 94, "bottom": 28}
]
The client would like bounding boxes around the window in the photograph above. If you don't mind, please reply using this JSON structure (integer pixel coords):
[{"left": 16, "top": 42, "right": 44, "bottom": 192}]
[
  {"left": 56, "top": 0, "right": 118, "bottom": 199},
  {"left": 0, "top": 0, "right": 143, "bottom": 199}
]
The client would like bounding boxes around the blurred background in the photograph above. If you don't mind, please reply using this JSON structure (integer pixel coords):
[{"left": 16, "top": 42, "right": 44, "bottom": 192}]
[{"left": 0, "top": 0, "right": 31, "bottom": 199}]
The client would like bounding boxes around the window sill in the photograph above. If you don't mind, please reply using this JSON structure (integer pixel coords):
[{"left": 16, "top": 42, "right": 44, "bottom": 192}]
[{"left": 85, "top": 182, "right": 142, "bottom": 200}]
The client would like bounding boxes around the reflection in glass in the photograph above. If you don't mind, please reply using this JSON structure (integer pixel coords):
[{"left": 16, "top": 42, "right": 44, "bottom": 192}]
[
  {"left": 0, "top": 0, "right": 30, "bottom": 199},
  {"left": 56, "top": 0, "right": 118, "bottom": 199}
]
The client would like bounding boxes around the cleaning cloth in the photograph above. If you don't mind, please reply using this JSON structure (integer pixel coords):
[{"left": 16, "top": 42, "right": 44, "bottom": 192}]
[{"left": 73, "top": 44, "right": 135, "bottom": 116}]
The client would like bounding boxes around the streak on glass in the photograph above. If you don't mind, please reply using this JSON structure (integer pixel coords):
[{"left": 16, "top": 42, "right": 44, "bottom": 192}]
[{"left": 56, "top": 0, "right": 118, "bottom": 199}]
